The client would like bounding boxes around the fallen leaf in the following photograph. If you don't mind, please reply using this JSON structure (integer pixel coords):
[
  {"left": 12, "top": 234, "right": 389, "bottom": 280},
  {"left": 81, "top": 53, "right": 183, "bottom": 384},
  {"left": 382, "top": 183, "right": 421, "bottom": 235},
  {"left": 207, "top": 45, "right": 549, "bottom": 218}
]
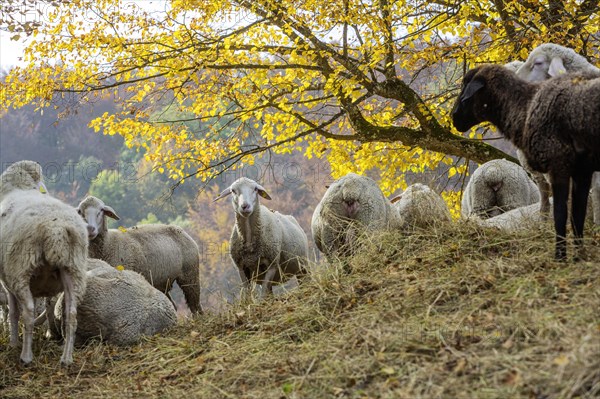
[
  {"left": 380, "top": 366, "right": 395, "bottom": 376},
  {"left": 553, "top": 354, "right": 570, "bottom": 366}
]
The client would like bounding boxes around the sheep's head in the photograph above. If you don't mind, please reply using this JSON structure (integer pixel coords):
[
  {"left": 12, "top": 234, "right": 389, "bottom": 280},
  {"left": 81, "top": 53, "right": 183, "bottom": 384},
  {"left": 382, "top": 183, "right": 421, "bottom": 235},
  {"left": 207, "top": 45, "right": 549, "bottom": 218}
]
[
  {"left": 213, "top": 177, "right": 271, "bottom": 218},
  {"left": 77, "top": 195, "right": 120, "bottom": 239},
  {"left": 516, "top": 43, "right": 570, "bottom": 82},
  {"left": 451, "top": 64, "right": 515, "bottom": 133},
  {"left": 0, "top": 160, "right": 47, "bottom": 199}
]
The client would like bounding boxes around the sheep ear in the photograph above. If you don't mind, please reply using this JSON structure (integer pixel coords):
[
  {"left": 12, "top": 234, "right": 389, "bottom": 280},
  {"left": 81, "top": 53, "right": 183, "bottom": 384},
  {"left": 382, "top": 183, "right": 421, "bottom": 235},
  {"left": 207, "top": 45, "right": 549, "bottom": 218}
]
[
  {"left": 255, "top": 183, "right": 272, "bottom": 200},
  {"left": 548, "top": 57, "right": 567, "bottom": 77},
  {"left": 390, "top": 194, "right": 403, "bottom": 204},
  {"left": 460, "top": 79, "right": 485, "bottom": 102},
  {"left": 102, "top": 205, "right": 120, "bottom": 220},
  {"left": 213, "top": 187, "right": 232, "bottom": 202}
]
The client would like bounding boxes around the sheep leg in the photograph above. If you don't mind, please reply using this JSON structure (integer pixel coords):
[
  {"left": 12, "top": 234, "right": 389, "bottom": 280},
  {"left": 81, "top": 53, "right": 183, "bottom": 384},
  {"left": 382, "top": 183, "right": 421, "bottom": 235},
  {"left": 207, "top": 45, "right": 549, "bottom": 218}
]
[
  {"left": 551, "top": 176, "right": 570, "bottom": 261},
  {"left": 570, "top": 172, "right": 593, "bottom": 261},
  {"left": 7, "top": 291, "right": 22, "bottom": 348},
  {"left": 59, "top": 270, "right": 77, "bottom": 366},
  {"left": 15, "top": 290, "right": 35, "bottom": 364},
  {"left": 237, "top": 267, "right": 253, "bottom": 301},
  {"left": 261, "top": 266, "right": 277, "bottom": 298},
  {"left": 537, "top": 177, "right": 552, "bottom": 216},
  {"left": 178, "top": 279, "right": 202, "bottom": 315}
]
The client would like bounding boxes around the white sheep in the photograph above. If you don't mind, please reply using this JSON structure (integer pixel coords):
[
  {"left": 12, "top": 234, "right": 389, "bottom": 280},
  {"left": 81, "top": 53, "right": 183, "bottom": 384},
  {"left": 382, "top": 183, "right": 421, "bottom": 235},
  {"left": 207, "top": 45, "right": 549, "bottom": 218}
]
[
  {"left": 516, "top": 42, "right": 600, "bottom": 82},
  {"left": 514, "top": 43, "right": 600, "bottom": 218},
  {"left": 390, "top": 183, "right": 452, "bottom": 228},
  {"left": 452, "top": 64, "right": 600, "bottom": 260},
  {"left": 0, "top": 160, "right": 88, "bottom": 365},
  {"left": 311, "top": 173, "right": 403, "bottom": 259},
  {"left": 461, "top": 159, "right": 540, "bottom": 219},
  {"left": 77, "top": 195, "right": 202, "bottom": 314},
  {"left": 52, "top": 258, "right": 177, "bottom": 346},
  {"left": 0, "top": 285, "right": 7, "bottom": 332},
  {"left": 214, "top": 177, "right": 309, "bottom": 297},
  {"left": 478, "top": 202, "right": 546, "bottom": 231}
]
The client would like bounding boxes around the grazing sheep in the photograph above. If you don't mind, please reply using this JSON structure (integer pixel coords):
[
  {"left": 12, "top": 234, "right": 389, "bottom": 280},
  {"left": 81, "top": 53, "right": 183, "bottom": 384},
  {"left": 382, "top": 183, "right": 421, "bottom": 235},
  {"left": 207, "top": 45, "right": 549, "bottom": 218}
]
[
  {"left": 214, "top": 178, "right": 309, "bottom": 297},
  {"left": 77, "top": 196, "right": 202, "bottom": 314},
  {"left": 461, "top": 159, "right": 540, "bottom": 219},
  {"left": 390, "top": 183, "right": 452, "bottom": 228},
  {"left": 53, "top": 259, "right": 176, "bottom": 346},
  {"left": 311, "top": 173, "right": 403, "bottom": 259},
  {"left": 0, "top": 160, "right": 87, "bottom": 365},
  {"left": 514, "top": 43, "right": 600, "bottom": 217},
  {"left": 451, "top": 64, "right": 600, "bottom": 260}
]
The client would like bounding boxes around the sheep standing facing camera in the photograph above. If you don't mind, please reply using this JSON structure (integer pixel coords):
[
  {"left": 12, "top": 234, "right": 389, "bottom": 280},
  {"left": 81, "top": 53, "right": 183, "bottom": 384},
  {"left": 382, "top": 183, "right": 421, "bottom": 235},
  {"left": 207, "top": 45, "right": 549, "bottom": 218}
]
[
  {"left": 461, "top": 159, "right": 540, "bottom": 219},
  {"left": 0, "top": 160, "right": 88, "bottom": 365},
  {"left": 214, "top": 178, "right": 309, "bottom": 297},
  {"left": 77, "top": 195, "right": 203, "bottom": 314},
  {"left": 452, "top": 64, "right": 600, "bottom": 260},
  {"left": 311, "top": 173, "right": 403, "bottom": 259}
]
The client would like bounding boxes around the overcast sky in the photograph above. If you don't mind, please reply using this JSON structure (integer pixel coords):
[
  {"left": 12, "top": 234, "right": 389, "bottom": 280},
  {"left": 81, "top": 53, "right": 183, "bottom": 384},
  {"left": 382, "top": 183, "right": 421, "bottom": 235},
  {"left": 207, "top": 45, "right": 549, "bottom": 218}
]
[{"left": 0, "top": 30, "right": 27, "bottom": 70}]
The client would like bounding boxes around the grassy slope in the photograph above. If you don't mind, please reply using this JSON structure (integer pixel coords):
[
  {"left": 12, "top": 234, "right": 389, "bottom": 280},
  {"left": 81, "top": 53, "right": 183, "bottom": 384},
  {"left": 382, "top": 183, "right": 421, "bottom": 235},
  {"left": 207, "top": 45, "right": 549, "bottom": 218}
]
[{"left": 1, "top": 221, "right": 599, "bottom": 399}]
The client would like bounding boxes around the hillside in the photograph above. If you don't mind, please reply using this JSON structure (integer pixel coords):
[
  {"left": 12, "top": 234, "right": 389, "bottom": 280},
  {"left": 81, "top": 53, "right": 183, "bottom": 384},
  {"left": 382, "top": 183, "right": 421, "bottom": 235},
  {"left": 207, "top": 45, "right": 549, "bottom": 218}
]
[{"left": 1, "top": 221, "right": 599, "bottom": 399}]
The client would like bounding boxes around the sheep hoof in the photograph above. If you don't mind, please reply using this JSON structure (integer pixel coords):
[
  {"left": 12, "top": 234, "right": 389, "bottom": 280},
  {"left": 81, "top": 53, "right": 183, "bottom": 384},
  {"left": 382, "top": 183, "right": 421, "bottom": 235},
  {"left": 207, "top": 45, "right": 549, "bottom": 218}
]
[{"left": 60, "top": 357, "right": 73, "bottom": 367}]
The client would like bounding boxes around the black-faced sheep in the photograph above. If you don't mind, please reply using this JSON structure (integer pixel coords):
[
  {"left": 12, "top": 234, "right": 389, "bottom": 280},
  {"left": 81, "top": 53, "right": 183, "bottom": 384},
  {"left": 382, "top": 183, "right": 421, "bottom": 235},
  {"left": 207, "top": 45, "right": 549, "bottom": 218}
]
[
  {"left": 451, "top": 64, "right": 600, "bottom": 260},
  {"left": 311, "top": 173, "right": 403, "bottom": 259},
  {"left": 77, "top": 196, "right": 202, "bottom": 314},
  {"left": 214, "top": 178, "right": 309, "bottom": 297},
  {"left": 460, "top": 159, "right": 540, "bottom": 219},
  {"left": 0, "top": 160, "right": 88, "bottom": 365}
]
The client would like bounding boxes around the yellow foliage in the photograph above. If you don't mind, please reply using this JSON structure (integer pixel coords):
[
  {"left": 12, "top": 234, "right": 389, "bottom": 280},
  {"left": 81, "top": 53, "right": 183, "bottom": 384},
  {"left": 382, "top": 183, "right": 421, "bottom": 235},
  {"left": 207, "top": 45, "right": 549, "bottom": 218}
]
[{"left": 1, "top": 0, "right": 598, "bottom": 206}]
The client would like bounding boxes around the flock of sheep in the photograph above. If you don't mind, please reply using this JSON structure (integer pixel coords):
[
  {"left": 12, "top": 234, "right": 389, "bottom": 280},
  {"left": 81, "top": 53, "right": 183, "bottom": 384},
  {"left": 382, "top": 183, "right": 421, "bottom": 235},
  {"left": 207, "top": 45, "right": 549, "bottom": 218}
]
[{"left": 0, "top": 42, "right": 598, "bottom": 366}]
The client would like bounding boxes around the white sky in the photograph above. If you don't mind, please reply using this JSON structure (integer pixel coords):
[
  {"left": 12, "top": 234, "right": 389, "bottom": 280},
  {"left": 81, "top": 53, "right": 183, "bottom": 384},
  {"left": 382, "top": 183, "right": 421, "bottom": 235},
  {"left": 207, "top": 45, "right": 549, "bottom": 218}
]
[{"left": 0, "top": 31, "right": 27, "bottom": 70}]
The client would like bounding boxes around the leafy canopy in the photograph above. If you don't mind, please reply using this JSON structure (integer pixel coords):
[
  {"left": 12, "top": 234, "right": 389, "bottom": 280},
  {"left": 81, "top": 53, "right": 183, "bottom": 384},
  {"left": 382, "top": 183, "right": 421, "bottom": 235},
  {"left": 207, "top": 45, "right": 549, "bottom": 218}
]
[{"left": 2, "top": 0, "right": 598, "bottom": 195}]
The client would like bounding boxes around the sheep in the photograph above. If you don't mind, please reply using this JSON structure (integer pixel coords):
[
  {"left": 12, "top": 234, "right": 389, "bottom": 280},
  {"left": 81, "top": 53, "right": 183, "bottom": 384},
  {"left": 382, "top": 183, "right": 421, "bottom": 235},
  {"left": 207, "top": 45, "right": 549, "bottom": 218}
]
[
  {"left": 213, "top": 177, "right": 309, "bottom": 297},
  {"left": 451, "top": 64, "right": 600, "bottom": 260},
  {"left": 0, "top": 285, "right": 7, "bottom": 332},
  {"left": 515, "top": 43, "right": 600, "bottom": 83},
  {"left": 0, "top": 160, "right": 88, "bottom": 365},
  {"left": 390, "top": 183, "right": 452, "bottom": 228},
  {"left": 52, "top": 258, "right": 176, "bottom": 346},
  {"left": 478, "top": 202, "right": 547, "bottom": 231},
  {"left": 514, "top": 43, "right": 600, "bottom": 217},
  {"left": 504, "top": 60, "right": 524, "bottom": 73},
  {"left": 460, "top": 159, "right": 540, "bottom": 219},
  {"left": 311, "top": 173, "right": 403, "bottom": 259},
  {"left": 76, "top": 195, "right": 202, "bottom": 314}
]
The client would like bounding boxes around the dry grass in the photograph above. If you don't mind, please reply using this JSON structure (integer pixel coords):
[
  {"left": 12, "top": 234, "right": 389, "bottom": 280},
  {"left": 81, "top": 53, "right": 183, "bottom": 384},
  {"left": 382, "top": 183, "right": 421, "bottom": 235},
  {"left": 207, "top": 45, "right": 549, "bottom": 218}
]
[{"left": 1, "top": 221, "right": 599, "bottom": 399}]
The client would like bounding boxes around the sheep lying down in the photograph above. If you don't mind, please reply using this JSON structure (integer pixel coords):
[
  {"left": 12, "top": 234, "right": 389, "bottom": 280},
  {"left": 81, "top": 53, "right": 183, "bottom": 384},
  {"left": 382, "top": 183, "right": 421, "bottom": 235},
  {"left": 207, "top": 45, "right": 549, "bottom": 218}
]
[{"left": 53, "top": 259, "right": 177, "bottom": 346}]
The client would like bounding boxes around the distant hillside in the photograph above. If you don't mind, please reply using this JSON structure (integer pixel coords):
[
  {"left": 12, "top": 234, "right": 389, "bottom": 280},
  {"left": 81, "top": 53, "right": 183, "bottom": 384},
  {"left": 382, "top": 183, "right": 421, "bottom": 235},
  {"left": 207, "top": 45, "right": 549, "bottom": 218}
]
[{"left": 1, "top": 221, "right": 598, "bottom": 398}]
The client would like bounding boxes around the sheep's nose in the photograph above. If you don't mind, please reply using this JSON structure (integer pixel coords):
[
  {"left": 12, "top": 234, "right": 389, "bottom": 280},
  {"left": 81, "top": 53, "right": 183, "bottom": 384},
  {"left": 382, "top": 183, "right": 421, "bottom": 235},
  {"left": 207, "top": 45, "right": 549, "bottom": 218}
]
[
  {"left": 86, "top": 225, "right": 97, "bottom": 238},
  {"left": 343, "top": 199, "right": 359, "bottom": 217},
  {"left": 240, "top": 203, "right": 251, "bottom": 212},
  {"left": 491, "top": 182, "right": 503, "bottom": 192}
]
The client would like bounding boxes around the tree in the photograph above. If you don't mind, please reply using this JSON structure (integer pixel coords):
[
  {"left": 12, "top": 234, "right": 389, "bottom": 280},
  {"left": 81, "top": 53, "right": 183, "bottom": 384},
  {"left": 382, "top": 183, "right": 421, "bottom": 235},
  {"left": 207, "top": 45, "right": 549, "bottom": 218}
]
[{"left": 2, "top": 0, "right": 598, "bottom": 195}]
